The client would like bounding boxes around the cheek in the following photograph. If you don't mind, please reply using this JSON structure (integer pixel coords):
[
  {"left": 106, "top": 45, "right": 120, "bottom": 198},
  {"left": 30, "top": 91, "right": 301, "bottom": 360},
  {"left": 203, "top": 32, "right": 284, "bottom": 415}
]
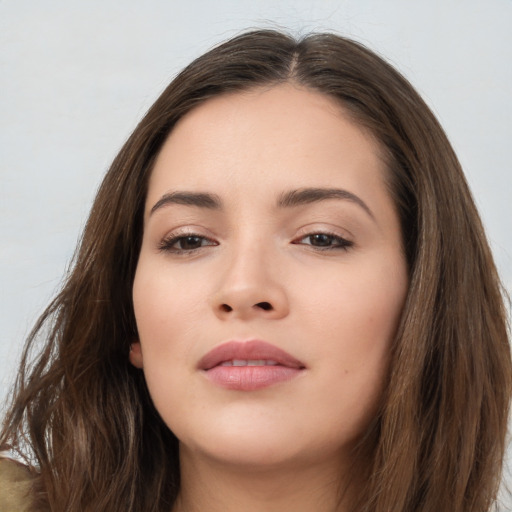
[
  {"left": 132, "top": 261, "right": 204, "bottom": 367},
  {"left": 301, "top": 255, "right": 407, "bottom": 416},
  {"left": 303, "top": 255, "right": 406, "bottom": 348},
  {"left": 134, "top": 255, "right": 209, "bottom": 325},
  {"left": 132, "top": 264, "right": 201, "bottom": 421}
]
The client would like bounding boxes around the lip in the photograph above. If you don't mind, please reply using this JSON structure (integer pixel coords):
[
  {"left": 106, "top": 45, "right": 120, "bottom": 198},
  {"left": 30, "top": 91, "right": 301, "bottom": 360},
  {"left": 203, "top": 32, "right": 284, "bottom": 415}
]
[{"left": 198, "top": 340, "right": 306, "bottom": 391}]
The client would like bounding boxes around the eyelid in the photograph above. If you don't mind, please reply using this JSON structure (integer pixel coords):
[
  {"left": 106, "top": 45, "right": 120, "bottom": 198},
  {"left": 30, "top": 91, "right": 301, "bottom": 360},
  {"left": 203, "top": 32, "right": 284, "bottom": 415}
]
[
  {"left": 291, "top": 226, "right": 354, "bottom": 251},
  {"left": 296, "top": 234, "right": 353, "bottom": 249},
  {"left": 293, "top": 223, "right": 353, "bottom": 239},
  {"left": 157, "top": 227, "right": 219, "bottom": 254}
]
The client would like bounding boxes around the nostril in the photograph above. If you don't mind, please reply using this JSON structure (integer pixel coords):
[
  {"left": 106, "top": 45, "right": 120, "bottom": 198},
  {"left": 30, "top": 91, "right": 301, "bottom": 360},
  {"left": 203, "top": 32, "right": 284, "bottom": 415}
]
[
  {"left": 256, "top": 302, "right": 273, "bottom": 311},
  {"left": 220, "top": 304, "right": 233, "bottom": 312}
]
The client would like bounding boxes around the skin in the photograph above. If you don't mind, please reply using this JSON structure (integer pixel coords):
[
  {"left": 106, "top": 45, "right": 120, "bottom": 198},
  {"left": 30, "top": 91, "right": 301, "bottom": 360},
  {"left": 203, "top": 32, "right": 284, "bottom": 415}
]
[{"left": 131, "top": 83, "right": 409, "bottom": 511}]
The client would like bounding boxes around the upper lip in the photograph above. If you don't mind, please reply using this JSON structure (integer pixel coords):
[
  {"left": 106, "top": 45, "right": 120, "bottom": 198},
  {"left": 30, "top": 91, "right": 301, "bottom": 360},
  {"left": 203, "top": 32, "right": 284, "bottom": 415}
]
[{"left": 198, "top": 340, "right": 305, "bottom": 370}]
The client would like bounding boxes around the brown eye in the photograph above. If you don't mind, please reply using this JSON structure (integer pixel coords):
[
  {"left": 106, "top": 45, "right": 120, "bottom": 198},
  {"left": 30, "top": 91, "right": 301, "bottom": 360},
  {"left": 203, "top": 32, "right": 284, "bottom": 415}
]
[
  {"left": 308, "top": 234, "right": 336, "bottom": 247},
  {"left": 176, "top": 236, "right": 206, "bottom": 250},
  {"left": 295, "top": 233, "right": 353, "bottom": 251},
  {"left": 159, "top": 234, "right": 217, "bottom": 253}
]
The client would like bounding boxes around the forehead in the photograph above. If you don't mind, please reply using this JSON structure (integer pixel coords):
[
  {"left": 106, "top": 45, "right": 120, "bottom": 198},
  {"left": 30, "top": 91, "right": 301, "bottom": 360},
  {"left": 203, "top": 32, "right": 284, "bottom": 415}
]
[{"left": 147, "top": 84, "right": 388, "bottom": 209}]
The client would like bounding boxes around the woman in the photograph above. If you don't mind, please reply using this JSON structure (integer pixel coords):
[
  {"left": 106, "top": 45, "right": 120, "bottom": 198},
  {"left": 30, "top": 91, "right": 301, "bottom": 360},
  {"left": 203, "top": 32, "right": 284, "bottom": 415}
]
[{"left": 1, "top": 29, "right": 510, "bottom": 512}]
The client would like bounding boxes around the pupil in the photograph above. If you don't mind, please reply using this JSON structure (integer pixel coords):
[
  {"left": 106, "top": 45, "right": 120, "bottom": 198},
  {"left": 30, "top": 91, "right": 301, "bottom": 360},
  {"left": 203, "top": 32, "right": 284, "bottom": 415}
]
[
  {"left": 181, "top": 236, "right": 202, "bottom": 250},
  {"left": 311, "top": 234, "right": 332, "bottom": 246}
]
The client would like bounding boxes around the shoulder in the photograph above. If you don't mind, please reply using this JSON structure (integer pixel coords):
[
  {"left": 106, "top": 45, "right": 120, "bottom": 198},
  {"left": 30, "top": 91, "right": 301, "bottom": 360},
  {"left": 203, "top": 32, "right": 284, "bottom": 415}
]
[{"left": 0, "top": 457, "right": 37, "bottom": 511}]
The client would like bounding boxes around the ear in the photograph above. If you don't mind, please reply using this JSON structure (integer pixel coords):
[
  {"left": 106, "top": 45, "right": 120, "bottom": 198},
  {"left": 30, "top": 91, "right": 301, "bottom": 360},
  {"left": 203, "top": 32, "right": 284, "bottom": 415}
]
[{"left": 129, "top": 341, "right": 144, "bottom": 369}]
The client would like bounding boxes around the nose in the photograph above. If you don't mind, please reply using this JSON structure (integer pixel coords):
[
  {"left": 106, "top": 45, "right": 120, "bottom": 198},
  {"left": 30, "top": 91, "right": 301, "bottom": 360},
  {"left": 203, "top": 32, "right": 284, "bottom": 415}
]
[{"left": 210, "top": 246, "right": 290, "bottom": 321}]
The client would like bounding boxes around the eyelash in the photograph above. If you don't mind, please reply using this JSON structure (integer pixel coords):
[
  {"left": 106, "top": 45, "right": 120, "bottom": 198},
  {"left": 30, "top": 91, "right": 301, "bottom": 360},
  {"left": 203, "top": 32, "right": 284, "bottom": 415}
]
[
  {"left": 158, "top": 233, "right": 218, "bottom": 254},
  {"left": 293, "top": 232, "right": 354, "bottom": 251},
  {"left": 158, "top": 231, "right": 353, "bottom": 255}
]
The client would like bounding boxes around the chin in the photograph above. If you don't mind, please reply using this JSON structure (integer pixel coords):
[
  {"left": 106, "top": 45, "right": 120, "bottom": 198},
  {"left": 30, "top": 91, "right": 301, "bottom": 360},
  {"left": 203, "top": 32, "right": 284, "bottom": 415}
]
[
  {"left": 174, "top": 413, "right": 354, "bottom": 473},
  {"left": 182, "top": 434, "right": 315, "bottom": 471}
]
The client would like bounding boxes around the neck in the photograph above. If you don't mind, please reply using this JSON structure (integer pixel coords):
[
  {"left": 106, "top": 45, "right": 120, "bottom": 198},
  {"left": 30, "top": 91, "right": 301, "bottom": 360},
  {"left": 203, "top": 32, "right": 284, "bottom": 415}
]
[{"left": 172, "top": 446, "right": 359, "bottom": 512}]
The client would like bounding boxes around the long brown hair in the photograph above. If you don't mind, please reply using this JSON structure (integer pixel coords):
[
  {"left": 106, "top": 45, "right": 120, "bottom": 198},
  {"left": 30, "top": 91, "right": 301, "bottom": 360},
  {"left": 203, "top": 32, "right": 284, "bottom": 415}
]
[{"left": 1, "top": 29, "right": 510, "bottom": 512}]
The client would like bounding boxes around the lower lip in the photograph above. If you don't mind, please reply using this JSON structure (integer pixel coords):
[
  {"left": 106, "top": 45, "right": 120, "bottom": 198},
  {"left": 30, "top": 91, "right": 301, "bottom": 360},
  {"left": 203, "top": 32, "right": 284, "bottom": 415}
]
[{"left": 204, "top": 365, "right": 303, "bottom": 391}]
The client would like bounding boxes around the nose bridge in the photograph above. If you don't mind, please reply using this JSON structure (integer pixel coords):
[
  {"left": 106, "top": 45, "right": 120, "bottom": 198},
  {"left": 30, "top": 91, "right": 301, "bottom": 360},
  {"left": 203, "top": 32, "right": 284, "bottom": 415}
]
[
  {"left": 228, "top": 231, "right": 269, "bottom": 281},
  {"left": 212, "top": 230, "right": 288, "bottom": 319}
]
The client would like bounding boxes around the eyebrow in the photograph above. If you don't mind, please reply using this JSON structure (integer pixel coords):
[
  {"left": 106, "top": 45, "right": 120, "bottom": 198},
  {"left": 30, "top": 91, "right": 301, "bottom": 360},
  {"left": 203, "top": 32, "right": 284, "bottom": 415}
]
[
  {"left": 150, "top": 191, "right": 222, "bottom": 215},
  {"left": 277, "top": 188, "right": 375, "bottom": 220},
  {"left": 150, "top": 187, "right": 374, "bottom": 220}
]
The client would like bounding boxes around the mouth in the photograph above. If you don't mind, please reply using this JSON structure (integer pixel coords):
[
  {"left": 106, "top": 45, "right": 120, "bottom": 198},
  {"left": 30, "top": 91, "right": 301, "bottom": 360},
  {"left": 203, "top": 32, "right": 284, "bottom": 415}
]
[
  {"left": 218, "top": 359, "right": 279, "bottom": 367},
  {"left": 198, "top": 340, "right": 306, "bottom": 391}
]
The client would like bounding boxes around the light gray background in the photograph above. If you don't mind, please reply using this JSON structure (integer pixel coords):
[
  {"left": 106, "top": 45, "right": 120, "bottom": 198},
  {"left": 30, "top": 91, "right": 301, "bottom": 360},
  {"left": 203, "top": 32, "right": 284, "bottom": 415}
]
[{"left": 1, "top": 0, "right": 511, "bottom": 507}]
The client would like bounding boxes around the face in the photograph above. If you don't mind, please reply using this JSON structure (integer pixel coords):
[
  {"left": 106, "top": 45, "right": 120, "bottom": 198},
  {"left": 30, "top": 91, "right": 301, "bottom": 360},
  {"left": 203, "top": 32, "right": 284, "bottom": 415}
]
[{"left": 132, "top": 84, "right": 408, "bottom": 472}]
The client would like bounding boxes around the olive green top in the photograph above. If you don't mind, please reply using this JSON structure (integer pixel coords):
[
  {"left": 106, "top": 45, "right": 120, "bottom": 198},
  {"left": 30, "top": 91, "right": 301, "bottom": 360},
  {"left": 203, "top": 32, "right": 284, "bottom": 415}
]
[{"left": 0, "top": 458, "right": 36, "bottom": 511}]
